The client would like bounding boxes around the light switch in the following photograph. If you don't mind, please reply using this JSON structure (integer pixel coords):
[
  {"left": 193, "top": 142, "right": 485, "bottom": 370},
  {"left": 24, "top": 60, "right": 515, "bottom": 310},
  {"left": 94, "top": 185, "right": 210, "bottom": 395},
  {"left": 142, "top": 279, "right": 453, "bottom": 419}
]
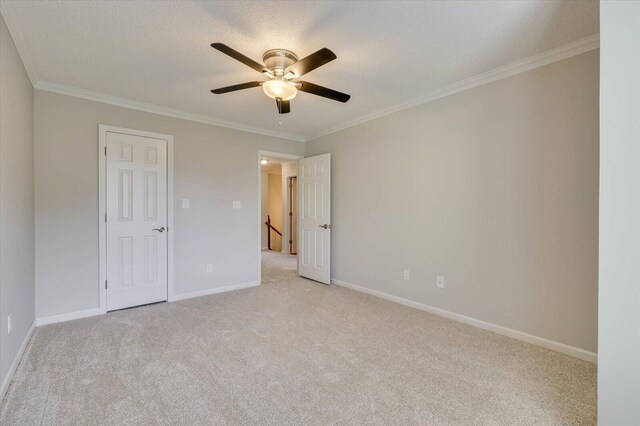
[
  {"left": 182, "top": 199, "right": 190, "bottom": 209},
  {"left": 233, "top": 200, "right": 241, "bottom": 209}
]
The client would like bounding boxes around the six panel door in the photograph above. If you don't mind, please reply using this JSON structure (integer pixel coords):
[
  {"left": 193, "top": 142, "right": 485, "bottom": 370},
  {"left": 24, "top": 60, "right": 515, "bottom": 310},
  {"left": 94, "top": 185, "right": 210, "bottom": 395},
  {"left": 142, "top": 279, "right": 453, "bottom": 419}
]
[
  {"left": 298, "top": 153, "right": 331, "bottom": 284},
  {"left": 106, "top": 132, "right": 168, "bottom": 311}
]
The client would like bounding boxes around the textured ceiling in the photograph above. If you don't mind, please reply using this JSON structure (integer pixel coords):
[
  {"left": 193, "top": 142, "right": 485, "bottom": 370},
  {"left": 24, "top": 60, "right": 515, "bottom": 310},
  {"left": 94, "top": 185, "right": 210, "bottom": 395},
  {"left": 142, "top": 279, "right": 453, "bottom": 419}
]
[
  {"left": 261, "top": 156, "right": 290, "bottom": 173},
  {"left": 5, "top": 0, "right": 599, "bottom": 140}
]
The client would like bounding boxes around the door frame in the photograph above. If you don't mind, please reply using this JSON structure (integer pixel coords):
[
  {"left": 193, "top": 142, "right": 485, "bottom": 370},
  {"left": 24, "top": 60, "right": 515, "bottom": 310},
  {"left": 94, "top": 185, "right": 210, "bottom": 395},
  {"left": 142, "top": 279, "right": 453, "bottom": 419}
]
[
  {"left": 288, "top": 176, "right": 298, "bottom": 255},
  {"left": 257, "top": 150, "right": 303, "bottom": 285},
  {"left": 98, "top": 124, "right": 174, "bottom": 315}
]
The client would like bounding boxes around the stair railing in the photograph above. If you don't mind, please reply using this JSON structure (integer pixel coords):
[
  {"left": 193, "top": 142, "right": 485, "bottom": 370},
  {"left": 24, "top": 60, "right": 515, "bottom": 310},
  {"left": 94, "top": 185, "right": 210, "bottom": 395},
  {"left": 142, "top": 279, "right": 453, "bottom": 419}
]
[{"left": 265, "top": 215, "right": 283, "bottom": 251}]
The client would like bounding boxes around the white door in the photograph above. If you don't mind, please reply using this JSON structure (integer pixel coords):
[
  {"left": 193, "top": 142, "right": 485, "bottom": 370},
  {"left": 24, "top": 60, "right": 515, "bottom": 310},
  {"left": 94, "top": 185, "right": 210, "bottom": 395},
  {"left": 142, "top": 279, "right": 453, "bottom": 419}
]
[
  {"left": 298, "top": 153, "right": 331, "bottom": 284},
  {"left": 106, "top": 131, "right": 168, "bottom": 311}
]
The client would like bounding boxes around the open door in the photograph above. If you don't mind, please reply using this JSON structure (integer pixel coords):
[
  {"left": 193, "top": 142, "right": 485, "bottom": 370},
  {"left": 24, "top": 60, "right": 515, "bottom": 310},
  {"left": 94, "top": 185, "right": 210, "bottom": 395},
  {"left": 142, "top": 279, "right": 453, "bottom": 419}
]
[{"left": 298, "top": 153, "right": 331, "bottom": 284}]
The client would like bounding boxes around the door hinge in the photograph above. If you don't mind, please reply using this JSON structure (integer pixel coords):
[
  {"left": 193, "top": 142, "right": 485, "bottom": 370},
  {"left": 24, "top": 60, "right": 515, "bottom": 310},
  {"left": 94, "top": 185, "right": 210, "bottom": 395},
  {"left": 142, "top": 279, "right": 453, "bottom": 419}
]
[
  {"left": 105, "top": 280, "right": 108, "bottom": 290},
  {"left": 105, "top": 213, "right": 107, "bottom": 222},
  {"left": 289, "top": 212, "right": 293, "bottom": 216},
  {"left": 104, "top": 146, "right": 107, "bottom": 156},
  {"left": 289, "top": 240, "right": 293, "bottom": 244}
]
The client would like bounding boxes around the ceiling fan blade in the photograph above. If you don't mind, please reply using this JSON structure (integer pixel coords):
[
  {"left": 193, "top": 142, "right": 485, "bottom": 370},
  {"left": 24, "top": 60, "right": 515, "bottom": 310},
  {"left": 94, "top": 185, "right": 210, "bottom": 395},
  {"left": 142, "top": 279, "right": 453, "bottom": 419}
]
[
  {"left": 276, "top": 98, "right": 291, "bottom": 114},
  {"left": 297, "top": 81, "right": 350, "bottom": 103},
  {"left": 211, "top": 43, "right": 267, "bottom": 74},
  {"left": 210, "top": 81, "right": 263, "bottom": 94},
  {"left": 285, "top": 48, "right": 337, "bottom": 77}
]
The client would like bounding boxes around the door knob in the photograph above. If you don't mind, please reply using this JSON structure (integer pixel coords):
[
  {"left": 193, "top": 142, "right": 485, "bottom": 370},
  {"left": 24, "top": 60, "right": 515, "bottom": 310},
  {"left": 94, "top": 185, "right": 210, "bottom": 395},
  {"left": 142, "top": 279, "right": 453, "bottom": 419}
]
[
  {"left": 318, "top": 224, "right": 331, "bottom": 229},
  {"left": 152, "top": 227, "right": 165, "bottom": 232}
]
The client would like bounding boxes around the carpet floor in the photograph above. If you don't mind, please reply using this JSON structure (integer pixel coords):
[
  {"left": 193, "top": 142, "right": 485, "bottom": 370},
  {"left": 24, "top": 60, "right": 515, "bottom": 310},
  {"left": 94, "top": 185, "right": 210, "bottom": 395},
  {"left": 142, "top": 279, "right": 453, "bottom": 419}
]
[{"left": 1, "top": 251, "right": 596, "bottom": 425}]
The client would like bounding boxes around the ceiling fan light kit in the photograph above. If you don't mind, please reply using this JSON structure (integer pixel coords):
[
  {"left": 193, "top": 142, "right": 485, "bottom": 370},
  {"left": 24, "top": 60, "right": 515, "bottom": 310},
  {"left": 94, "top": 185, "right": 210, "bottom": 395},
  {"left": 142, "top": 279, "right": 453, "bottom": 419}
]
[
  {"left": 262, "top": 79, "right": 297, "bottom": 101},
  {"left": 210, "top": 43, "right": 350, "bottom": 114}
]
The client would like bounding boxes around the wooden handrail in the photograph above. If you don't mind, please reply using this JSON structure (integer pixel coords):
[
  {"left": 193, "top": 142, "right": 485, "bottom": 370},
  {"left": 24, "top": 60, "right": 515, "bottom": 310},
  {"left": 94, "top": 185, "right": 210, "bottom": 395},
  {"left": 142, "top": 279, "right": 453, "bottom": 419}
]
[
  {"left": 265, "top": 216, "right": 282, "bottom": 236},
  {"left": 265, "top": 215, "right": 282, "bottom": 251}
]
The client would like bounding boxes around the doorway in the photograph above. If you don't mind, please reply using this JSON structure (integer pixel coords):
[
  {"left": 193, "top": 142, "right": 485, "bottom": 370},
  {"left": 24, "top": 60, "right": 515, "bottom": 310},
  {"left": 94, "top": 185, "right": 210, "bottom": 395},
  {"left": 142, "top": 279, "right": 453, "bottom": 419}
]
[
  {"left": 257, "top": 151, "right": 302, "bottom": 284},
  {"left": 256, "top": 151, "right": 332, "bottom": 286},
  {"left": 261, "top": 156, "right": 298, "bottom": 254}
]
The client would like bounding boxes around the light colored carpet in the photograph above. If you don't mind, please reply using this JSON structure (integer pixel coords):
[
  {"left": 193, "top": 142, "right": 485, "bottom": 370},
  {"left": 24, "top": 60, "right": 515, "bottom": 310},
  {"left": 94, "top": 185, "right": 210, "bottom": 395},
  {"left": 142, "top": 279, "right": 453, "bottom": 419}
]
[{"left": 1, "top": 251, "right": 596, "bottom": 425}]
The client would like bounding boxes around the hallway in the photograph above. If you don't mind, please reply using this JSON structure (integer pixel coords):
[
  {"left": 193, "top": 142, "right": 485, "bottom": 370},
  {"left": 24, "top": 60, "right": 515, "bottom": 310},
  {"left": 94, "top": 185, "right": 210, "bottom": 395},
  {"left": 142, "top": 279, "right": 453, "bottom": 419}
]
[{"left": 261, "top": 250, "right": 297, "bottom": 283}]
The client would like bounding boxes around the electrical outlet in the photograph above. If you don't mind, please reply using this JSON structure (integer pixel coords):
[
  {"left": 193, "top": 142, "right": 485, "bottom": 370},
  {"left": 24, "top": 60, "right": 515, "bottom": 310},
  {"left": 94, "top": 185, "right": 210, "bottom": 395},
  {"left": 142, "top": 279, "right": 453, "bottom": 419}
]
[
  {"left": 182, "top": 198, "right": 190, "bottom": 209},
  {"left": 7, "top": 314, "right": 11, "bottom": 334},
  {"left": 437, "top": 275, "right": 445, "bottom": 288},
  {"left": 233, "top": 200, "right": 241, "bottom": 209},
  {"left": 403, "top": 270, "right": 410, "bottom": 281},
  {"left": 206, "top": 264, "right": 213, "bottom": 273}
]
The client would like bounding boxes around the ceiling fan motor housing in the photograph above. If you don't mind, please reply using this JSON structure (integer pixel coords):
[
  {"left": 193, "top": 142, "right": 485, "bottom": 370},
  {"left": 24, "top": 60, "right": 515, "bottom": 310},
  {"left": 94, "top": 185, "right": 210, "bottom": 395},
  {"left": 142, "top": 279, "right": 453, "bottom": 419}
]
[{"left": 263, "top": 49, "right": 298, "bottom": 76}]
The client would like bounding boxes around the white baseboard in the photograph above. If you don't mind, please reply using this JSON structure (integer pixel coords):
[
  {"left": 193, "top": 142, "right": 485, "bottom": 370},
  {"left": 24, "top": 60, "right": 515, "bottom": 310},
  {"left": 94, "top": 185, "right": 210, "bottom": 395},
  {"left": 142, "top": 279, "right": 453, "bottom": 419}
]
[
  {"left": 34, "top": 282, "right": 261, "bottom": 326},
  {"left": 331, "top": 279, "right": 597, "bottom": 364},
  {"left": 169, "top": 281, "right": 260, "bottom": 302},
  {"left": 0, "top": 320, "right": 35, "bottom": 401},
  {"left": 35, "top": 308, "right": 101, "bottom": 326}
]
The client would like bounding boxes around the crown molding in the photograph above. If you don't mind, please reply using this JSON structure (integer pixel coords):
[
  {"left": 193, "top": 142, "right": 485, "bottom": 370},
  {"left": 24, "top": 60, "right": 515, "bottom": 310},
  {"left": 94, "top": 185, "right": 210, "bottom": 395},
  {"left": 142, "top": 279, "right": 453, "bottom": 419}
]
[
  {"left": 34, "top": 80, "right": 306, "bottom": 142},
  {"left": 3, "top": 0, "right": 303, "bottom": 141},
  {"left": 0, "top": 0, "right": 40, "bottom": 84},
  {"left": 307, "top": 34, "right": 600, "bottom": 141}
]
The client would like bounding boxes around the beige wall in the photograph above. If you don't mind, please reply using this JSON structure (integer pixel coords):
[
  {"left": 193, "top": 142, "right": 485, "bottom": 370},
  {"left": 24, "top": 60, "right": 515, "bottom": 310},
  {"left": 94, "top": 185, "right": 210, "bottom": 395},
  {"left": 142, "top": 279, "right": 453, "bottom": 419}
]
[
  {"left": 306, "top": 50, "right": 599, "bottom": 353},
  {"left": 0, "top": 14, "right": 35, "bottom": 388},
  {"left": 34, "top": 90, "right": 304, "bottom": 319},
  {"left": 598, "top": 2, "right": 640, "bottom": 423},
  {"left": 267, "top": 171, "right": 282, "bottom": 252}
]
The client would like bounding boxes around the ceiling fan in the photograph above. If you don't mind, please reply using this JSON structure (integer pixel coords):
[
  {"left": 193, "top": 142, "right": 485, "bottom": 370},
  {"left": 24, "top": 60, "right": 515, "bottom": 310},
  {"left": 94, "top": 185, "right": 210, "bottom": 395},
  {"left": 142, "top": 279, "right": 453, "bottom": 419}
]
[{"left": 210, "top": 43, "right": 350, "bottom": 114}]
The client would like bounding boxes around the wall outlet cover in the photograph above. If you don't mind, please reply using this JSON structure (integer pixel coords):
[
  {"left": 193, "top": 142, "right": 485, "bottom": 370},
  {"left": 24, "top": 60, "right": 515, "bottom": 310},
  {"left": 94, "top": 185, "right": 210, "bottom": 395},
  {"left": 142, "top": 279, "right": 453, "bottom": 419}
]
[
  {"left": 403, "top": 270, "right": 410, "bottom": 281},
  {"left": 181, "top": 198, "right": 190, "bottom": 209},
  {"left": 233, "top": 200, "right": 241, "bottom": 209},
  {"left": 437, "top": 275, "right": 445, "bottom": 288}
]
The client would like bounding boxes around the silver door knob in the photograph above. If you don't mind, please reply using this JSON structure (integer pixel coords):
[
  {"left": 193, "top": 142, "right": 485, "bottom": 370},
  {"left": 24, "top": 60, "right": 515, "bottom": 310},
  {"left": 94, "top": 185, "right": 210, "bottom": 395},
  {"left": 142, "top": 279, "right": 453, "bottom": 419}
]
[
  {"left": 152, "top": 227, "right": 165, "bottom": 232},
  {"left": 318, "top": 224, "right": 331, "bottom": 229}
]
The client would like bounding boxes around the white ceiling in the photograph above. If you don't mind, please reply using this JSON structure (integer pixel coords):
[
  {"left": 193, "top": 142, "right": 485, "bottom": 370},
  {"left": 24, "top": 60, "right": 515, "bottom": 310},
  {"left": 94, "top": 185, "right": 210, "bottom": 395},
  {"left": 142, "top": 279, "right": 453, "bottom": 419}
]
[
  {"left": 260, "top": 156, "right": 290, "bottom": 173},
  {"left": 4, "top": 0, "right": 598, "bottom": 141}
]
